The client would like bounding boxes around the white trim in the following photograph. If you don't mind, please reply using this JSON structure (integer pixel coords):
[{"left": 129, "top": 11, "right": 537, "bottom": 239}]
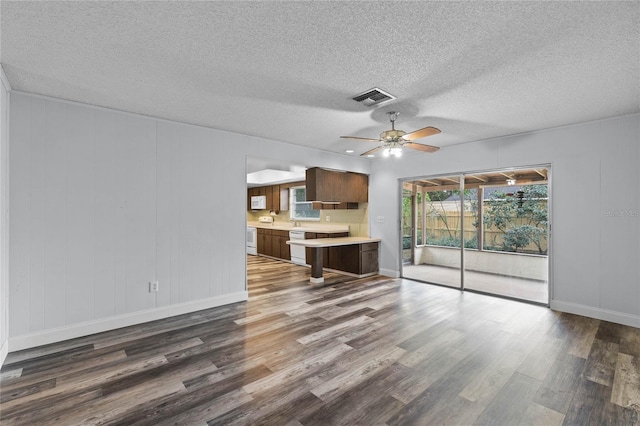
[
  {"left": 8, "top": 90, "right": 248, "bottom": 140},
  {"left": 0, "top": 64, "right": 9, "bottom": 368},
  {"left": 310, "top": 277, "right": 324, "bottom": 284},
  {"left": 9, "top": 90, "right": 282, "bottom": 144},
  {"left": 0, "top": 339, "right": 8, "bottom": 367},
  {"left": 0, "top": 65, "right": 11, "bottom": 92},
  {"left": 8, "top": 292, "right": 248, "bottom": 352},
  {"left": 551, "top": 300, "right": 640, "bottom": 328},
  {"left": 379, "top": 268, "right": 400, "bottom": 278},
  {"left": 441, "top": 112, "right": 640, "bottom": 151}
]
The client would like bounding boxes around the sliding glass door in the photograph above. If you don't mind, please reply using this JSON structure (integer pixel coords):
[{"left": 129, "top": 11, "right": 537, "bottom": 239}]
[{"left": 400, "top": 167, "right": 550, "bottom": 304}]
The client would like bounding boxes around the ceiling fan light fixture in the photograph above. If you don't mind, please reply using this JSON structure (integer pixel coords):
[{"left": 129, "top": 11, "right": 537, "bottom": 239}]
[
  {"left": 383, "top": 146, "right": 402, "bottom": 157},
  {"left": 341, "top": 111, "right": 440, "bottom": 157}
]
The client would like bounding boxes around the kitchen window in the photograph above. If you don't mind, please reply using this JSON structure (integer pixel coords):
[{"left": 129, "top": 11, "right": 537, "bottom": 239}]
[{"left": 289, "top": 186, "right": 320, "bottom": 221}]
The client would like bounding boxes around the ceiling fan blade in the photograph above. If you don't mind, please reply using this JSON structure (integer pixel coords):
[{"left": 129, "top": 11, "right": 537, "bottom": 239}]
[
  {"left": 340, "top": 136, "right": 381, "bottom": 142},
  {"left": 360, "top": 146, "right": 384, "bottom": 156},
  {"left": 402, "top": 126, "right": 441, "bottom": 141},
  {"left": 404, "top": 142, "right": 440, "bottom": 153}
]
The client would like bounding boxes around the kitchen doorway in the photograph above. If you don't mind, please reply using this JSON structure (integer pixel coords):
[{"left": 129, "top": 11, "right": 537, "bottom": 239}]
[{"left": 400, "top": 166, "right": 550, "bottom": 305}]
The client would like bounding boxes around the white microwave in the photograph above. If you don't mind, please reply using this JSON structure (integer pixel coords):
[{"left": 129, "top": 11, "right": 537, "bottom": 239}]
[{"left": 250, "top": 195, "right": 267, "bottom": 210}]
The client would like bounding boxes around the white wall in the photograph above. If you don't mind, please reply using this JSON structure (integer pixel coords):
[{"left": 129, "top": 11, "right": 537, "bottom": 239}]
[
  {"left": 7, "top": 92, "right": 369, "bottom": 351},
  {"left": 1, "top": 67, "right": 10, "bottom": 365},
  {"left": 6, "top": 89, "right": 637, "bottom": 354},
  {"left": 370, "top": 114, "right": 640, "bottom": 327}
]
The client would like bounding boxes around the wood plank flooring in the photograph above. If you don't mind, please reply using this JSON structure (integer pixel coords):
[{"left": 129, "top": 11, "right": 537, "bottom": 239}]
[{"left": 1, "top": 255, "right": 639, "bottom": 425}]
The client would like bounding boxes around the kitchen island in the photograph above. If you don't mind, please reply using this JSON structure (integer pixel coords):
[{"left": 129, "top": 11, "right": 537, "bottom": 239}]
[{"left": 287, "top": 237, "right": 381, "bottom": 284}]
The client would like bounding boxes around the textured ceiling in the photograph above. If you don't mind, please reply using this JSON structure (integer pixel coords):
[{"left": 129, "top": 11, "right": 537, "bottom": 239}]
[{"left": 1, "top": 1, "right": 639, "bottom": 161}]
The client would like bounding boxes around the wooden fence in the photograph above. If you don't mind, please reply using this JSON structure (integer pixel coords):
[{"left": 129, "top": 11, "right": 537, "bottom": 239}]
[{"left": 417, "top": 211, "right": 548, "bottom": 254}]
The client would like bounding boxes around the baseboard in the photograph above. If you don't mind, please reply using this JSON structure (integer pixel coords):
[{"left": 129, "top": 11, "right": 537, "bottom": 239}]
[
  {"left": 379, "top": 268, "right": 400, "bottom": 278},
  {"left": 0, "top": 338, "right": 8, "bottom": 367},
  {"left": 8, "top": 291, "right": 248, "bottom": 352},
  {"left": 550, "top": 300, "right": 640, "bottom": 328}
]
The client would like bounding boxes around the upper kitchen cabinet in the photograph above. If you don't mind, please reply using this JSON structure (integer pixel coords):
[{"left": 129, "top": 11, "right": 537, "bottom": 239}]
[
  {"left": 305, "top": 167, "right": 368, "bottom": 203},
  {"left": 247, "top": 184, "right": 289, "bottom": 211},
  {"left": 272, "top": 185, "right": 290, "bottom": 212}
]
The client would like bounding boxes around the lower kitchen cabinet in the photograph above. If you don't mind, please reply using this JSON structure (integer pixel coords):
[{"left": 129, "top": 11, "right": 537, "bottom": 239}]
[
  {"left": 257, "top": 228, "right": 379, "bottom": 276},
  {"left": 256, "top": 228, "right": 290, "bottom": 261},
  {"left": 359, "top": 243, "right": 379, "bottom": 275},
  {"left": 276, "top": 231, "right": 290, "bottom": 261},
  {"left": 327, "top": 242, "right": 379, "bottom": 275},
  {"left": 304, "top": 232, "right": 349, "bottom": 266},
  {"left": 257, "top": 228, "right": 270, "bottom": 256}
]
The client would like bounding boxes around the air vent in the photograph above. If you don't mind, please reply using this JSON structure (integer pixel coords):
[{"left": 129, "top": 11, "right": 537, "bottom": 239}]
[{"left": 352, "top": 87, "right": 396, "bottom": 107}]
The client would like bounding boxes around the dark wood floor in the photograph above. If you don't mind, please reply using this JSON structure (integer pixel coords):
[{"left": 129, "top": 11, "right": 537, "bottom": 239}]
[{"left": 1, "top": 256, "right": 639, "bottom": 425}]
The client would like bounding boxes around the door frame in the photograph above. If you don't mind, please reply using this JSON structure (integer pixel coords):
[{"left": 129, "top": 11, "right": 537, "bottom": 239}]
[
  {"left": 401, "top": 188, "right": 416, "bottom": 265},
  {"left": 399, "top": 164, "right": 552, "bottom": 306}
]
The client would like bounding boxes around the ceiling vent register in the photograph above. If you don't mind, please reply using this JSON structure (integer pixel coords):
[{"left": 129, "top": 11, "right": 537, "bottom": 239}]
[{"left": 352, "top": 88, "right": 396, "bottom": 107}]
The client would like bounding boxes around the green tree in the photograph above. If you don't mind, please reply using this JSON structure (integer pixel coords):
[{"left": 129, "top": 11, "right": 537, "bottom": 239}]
[
  {"left": 424, "top": 189, "right": 478, "bottom": 248},
  {"left": 483, "top": 185, "right": 548, "bottom": 254}
]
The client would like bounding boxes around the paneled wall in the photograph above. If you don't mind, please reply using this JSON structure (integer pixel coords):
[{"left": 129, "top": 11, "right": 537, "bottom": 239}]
[
  {"left": 369, "top": 114, "right": 640, "bottom": 327},
  {"left": 7, "top": 92, "right": 369, "bottom": 351},
  {"left": 8, "top": 96, "right": 245, "bottom": 343}
]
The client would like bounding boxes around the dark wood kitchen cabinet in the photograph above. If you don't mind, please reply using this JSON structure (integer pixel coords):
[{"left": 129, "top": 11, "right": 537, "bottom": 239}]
[
  {"left": 268, "top": 186, "right": 278, "bottom": 212},
  {"left": 326, "top": 241, "right": 379, "bottom": 275},
  {"left": 305, "top": 167, "right": 368, "bottom": 203},
  {"left": 259, "top": 228, "right": 349, "bottom": 264},
  {"left": 304, "top": 232, "right": 349, "bottom": 267},
  {"left": 275, "top": 230, "right": 290, "bottom": 261},
  {"left": 257, "top": 228, "right": 290, "bottom": 261},
  {"left": 257, "top": 228, "right": 271, "bottom": 256}
]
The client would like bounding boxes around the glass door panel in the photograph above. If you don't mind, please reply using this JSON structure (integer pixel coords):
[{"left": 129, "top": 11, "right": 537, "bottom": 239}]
[
  {"left": 402, "top": 175, "right": 462, "bottom": 289},
  {"left": 463, "top": 168, "right": 549, "bottom": 304}
]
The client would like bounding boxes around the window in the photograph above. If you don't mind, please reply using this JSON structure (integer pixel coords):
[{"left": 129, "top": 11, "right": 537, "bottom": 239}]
[{"left": 289, "top": 186, "right": 320, "bottom": 221}]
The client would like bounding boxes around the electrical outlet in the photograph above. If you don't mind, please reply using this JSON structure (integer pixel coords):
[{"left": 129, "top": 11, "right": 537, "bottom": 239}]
[
  {"left": 149, "top": 281, "right": 159, "bottom": 293},
  {"left": 326, "top": 215, "right": 330, "bottom": 222}
]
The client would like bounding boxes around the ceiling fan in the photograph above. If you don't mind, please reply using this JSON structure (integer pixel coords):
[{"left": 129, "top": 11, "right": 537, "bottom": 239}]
[{"left": 341, "top": 112, "right": 440, "bottom": 157}]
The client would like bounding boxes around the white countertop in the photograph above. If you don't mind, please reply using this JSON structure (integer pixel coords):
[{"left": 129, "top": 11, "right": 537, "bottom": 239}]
[{"left": 286, "top": 237, "right": 380, "bottom": 247}]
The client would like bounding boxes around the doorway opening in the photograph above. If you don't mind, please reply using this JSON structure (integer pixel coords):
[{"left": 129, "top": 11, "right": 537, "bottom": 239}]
[{"left": 400, "top": 166, "right": 550, "bottom": 305}]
